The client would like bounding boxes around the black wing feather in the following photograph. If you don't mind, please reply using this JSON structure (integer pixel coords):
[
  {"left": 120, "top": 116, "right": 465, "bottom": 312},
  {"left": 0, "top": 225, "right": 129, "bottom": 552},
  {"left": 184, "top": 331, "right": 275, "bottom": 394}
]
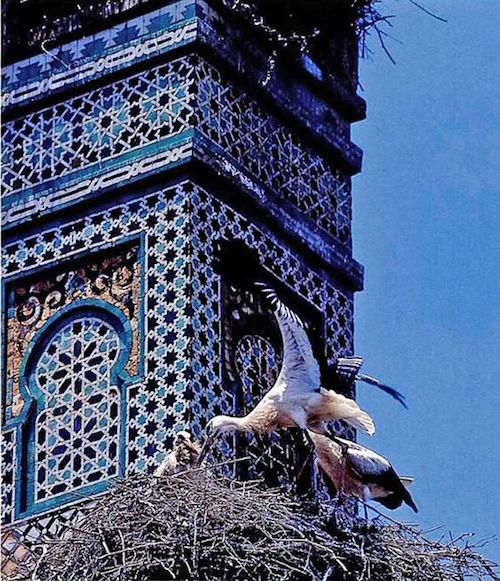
[{"left": 356, "top": 373, "right": 408, "bottom": 409}]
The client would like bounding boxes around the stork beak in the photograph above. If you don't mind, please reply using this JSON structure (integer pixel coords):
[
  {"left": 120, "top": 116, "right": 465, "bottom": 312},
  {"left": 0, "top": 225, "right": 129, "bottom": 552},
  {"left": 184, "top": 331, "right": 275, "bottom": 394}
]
[{"left": 198, "top": 434, "right": 214, "bottom": 466}]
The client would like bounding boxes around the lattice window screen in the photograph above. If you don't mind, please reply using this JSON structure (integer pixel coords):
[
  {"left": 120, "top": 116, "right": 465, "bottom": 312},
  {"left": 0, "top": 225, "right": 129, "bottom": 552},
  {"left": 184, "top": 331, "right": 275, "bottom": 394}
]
[{"left": 28, "top": 317, "right": 122, "bottom": 509}]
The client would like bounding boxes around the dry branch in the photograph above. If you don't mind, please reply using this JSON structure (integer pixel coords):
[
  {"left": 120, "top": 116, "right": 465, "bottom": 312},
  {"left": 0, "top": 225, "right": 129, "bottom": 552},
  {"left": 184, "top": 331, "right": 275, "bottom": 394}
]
[{"left": 33, "top": 471, "right": 499, "bottom": 581}]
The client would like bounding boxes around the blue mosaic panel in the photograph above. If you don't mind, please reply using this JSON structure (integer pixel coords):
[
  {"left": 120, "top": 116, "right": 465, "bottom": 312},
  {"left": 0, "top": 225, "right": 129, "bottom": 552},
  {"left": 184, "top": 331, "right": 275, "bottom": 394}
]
[
  {"left": 126, "top": 191, "right": 193, "bottom": 472},
  {"left": 30, "top": 317, "right": 122, "bottom": 507},
  {"left": 2, "top": 56, "right": 196, "bottom": 198},
  {"left": 2, "top": 185, "right": 195, "bottom": 510},
  {"left": 1, "top": 430, "right": 15, "bottom": 525}
]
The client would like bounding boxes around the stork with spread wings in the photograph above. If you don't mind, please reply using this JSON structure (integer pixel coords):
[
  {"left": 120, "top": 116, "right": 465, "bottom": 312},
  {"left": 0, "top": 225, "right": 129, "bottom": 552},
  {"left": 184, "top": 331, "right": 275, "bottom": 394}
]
[{"left": 199, "top": 286, "right": 375, "bottom": 463}]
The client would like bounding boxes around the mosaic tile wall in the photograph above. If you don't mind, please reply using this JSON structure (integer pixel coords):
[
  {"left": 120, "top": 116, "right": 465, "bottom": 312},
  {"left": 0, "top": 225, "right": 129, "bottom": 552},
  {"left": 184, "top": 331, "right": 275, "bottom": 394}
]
[
  {"left": 3, "top": 54, "right": 353, "bottom": 252},
  {"left": 2, "top": 181, "right": 355, "bottom": 526},
  {"left": 194, "top": 59, "right": 353, "bottom": 247},
  {"left": 27, "top": 318, "right": 123, "bottom": 512},
  {"left": 3, "top": 187, "right": 188, "bottom": 527},
  {"left": 2, "top": 1, "right": 363, "bottom": 573}
]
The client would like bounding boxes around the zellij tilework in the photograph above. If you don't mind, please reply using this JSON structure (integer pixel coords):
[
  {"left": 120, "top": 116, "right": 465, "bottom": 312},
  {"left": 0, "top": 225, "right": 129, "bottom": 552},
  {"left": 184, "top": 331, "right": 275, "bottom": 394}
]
[{"left": 1, "top": 0, "right": 365, "bottom": 575}]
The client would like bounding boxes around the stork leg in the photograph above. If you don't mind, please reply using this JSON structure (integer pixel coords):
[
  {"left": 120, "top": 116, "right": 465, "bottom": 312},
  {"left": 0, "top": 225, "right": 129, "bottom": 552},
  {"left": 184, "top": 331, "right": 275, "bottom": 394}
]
[
  {"left": 253, "top": 433, "right": 272, "bottom": 469},
  {"left": 295, "top": 431, "right": 315, "bottom": 482}
]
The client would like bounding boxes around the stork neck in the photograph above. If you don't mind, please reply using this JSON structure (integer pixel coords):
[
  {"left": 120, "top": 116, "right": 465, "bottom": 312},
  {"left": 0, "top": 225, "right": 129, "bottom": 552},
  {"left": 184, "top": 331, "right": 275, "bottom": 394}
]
[
  {"left": 218, "top": 415, "right": 248, "bottom": 432},
  {"left": 226, "top": 416, "right": 248, "bottom": 432}
]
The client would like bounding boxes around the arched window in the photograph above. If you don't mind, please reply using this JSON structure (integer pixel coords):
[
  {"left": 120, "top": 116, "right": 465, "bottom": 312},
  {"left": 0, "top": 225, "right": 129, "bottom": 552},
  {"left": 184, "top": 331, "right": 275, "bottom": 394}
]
[{"left": 19, "top": 305, "right": 130, "bottom": 516}]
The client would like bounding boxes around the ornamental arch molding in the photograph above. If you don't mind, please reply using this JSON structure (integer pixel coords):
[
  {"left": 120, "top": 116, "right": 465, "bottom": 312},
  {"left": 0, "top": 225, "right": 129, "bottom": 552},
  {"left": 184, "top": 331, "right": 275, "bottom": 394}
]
[{"left": 15, "top": 300, "right": 132, "bottom": 518}]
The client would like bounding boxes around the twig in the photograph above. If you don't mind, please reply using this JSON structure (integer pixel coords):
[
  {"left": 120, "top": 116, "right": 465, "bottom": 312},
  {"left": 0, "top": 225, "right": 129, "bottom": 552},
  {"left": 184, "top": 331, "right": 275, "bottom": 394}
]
[{"left": 408, "top": 0, "right": 448, "bottom": 22}]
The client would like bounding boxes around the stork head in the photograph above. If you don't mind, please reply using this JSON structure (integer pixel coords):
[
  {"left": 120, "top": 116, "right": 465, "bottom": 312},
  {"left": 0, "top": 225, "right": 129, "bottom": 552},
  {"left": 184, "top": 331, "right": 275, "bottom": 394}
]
[
  {"left": 174, "top": 430, "right": 192, "bottom": 444},
  {"left": 198, "top": 415, "right": 239, "bottom": 465}
]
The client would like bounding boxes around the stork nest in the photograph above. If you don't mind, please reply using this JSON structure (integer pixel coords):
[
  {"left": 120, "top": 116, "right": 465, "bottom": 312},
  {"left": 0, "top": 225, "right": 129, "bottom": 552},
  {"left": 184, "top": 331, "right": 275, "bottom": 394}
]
[
  {"left": 31, "top": 468, "right": 498, "bottom": 581},
  {"left": 218, "top": 0, "right": 395, "bottom": 61}
]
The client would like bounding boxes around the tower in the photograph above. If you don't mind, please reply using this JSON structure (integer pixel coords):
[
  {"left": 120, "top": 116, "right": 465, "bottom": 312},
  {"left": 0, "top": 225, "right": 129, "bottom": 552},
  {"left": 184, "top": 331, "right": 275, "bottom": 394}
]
[{"left": 1, "top": 0, "right": 365, "bottom": 575}]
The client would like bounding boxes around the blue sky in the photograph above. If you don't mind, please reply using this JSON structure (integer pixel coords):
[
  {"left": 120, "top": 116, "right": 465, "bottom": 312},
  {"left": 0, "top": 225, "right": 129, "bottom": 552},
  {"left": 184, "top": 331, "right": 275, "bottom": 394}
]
[{"left": 352, "top": 0, "right": 500, "bottom": 562}]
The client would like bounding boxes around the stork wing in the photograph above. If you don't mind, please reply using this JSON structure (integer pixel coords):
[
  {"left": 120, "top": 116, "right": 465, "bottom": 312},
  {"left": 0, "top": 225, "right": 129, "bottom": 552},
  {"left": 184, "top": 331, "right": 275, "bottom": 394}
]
[
  {"left": 337, "top": 437, "right": 418, "bottom": 512},
  {"left": 335, "top": 437, "right": 390, "bottom": 477},
  {"left": 356, "top": 373, "right": 407, "bottom": 408},
  {"left": 258, "top": 285, "right": 321, "bottom": 396},
  {"left": 335, "top": 356, "right": 364, "bottom": 384},
  {"left": 153, "top": 451, "right": 177, "bottom": 477}
]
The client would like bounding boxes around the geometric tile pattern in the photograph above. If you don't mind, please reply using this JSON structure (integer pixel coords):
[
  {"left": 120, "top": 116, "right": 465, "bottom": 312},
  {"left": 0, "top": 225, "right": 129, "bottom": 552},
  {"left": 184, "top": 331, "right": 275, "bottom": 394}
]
[
  {"left": 31, "top": 317, "right": 122, "bottom": 507},
  {"left": 194, "top": 59, "right": 353, "bottom": 247},
  {"left": 1, "top": 431, "right": 15, "bottom": 525},
  {"left": 1, "top": 504, "right": 84, "bottom": 580},
  {"left": 325, "top": 287, "right": 355, "bottom": 366},
  {"left": 2, "top": 188, "right": 196, "bottom": 495},
  {"left": 235, "top": 335, "right": 282, "bottom": 400},
  {"left": 2, "top": 57, "right": 195, "bottom": 197},
  {"left": 1, "top": 528, "right": 36, "bottom": 580},
  {"left": 126, "top": 192, "right": 192, "bottom": 473}
]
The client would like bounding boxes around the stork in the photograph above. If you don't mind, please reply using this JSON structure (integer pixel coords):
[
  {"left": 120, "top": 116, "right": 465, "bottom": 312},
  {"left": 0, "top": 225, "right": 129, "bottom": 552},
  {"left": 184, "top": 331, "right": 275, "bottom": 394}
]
[
  {"left": 154, "top": 430, "right": 201, "bottom": 477},
  {"left": 309, "top": 431, "right": 418, "bottom": 512},
  {"left": 215, "top": 239, "right": 407, "bottom": 409},
  {"left": 199, "top": 287, "right": 375, "bottom": 464}
]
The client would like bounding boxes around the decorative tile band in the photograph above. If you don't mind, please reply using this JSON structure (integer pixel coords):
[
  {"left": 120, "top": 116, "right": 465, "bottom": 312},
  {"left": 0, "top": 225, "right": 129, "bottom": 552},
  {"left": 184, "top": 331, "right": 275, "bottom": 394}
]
[
  {"left": 2, "top": 1, "right": 197, "bottom": 107},
  {"left": 2, "top": 140, "right": 193, "bottom": 226}
]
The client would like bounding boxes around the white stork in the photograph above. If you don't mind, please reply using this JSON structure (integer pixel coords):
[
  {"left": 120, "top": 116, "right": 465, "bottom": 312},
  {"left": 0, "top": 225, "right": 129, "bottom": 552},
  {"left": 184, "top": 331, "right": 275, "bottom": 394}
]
[
  {"left": 154, "top": 430, "right": 201, "bottom": 477},
  {"left": 199, "top": 287, "right": 375, "bottom": 463},
  {"left": 309, "top": 431, "right": 418, "bottom": 512},
  {"left": 215, "top": 240, "right": 407, "bottom": 408}
]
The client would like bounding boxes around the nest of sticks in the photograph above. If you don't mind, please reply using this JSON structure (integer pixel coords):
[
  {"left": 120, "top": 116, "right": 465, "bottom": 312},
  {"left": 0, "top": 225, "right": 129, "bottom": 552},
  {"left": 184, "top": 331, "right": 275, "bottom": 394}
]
[
  {"left": 218, "top": 0, "right": 447, "bottom": 71},
  {"left": 33, "top": 467, "right": 498, "bottom": 581},
  {"left": 218, "top": 0, "right": 398, "bottom": 61}
]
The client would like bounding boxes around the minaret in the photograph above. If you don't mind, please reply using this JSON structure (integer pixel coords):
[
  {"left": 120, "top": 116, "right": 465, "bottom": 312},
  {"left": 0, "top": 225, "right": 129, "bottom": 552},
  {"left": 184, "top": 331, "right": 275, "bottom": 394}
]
[{"left": 1, "top": 0, "right": 365, "bottom": 572}]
